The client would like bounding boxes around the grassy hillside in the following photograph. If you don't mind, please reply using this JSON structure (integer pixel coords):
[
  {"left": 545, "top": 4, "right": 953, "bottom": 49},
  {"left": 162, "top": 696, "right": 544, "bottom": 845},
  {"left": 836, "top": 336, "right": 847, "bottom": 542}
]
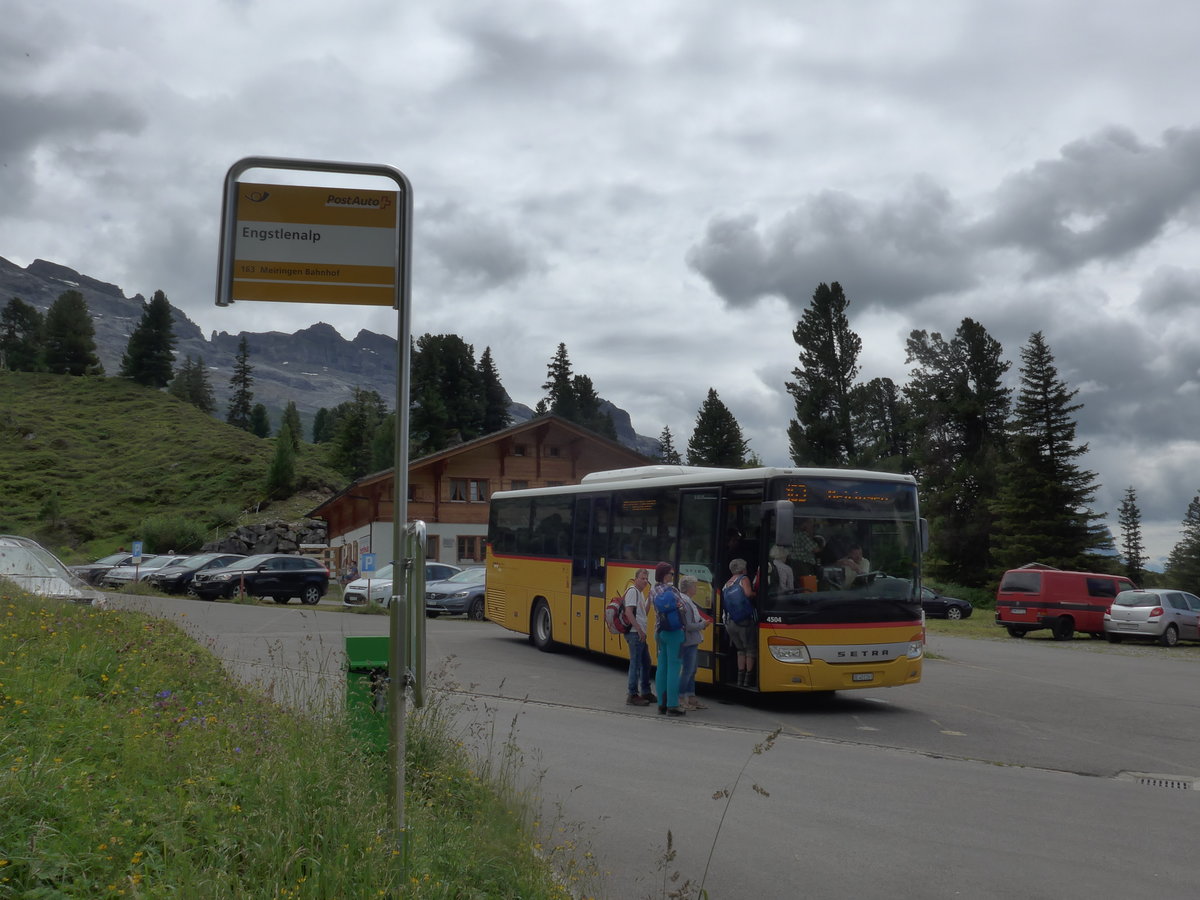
[{"left": 0, "top": 371, "right": 347, "bottom": 559}]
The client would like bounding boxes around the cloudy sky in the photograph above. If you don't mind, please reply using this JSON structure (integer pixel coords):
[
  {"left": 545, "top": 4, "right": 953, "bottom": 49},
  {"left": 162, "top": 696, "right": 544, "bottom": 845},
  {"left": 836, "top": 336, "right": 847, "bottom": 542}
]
[{"left": 5, "top": 0, "right": 1200, "bottom": 566}]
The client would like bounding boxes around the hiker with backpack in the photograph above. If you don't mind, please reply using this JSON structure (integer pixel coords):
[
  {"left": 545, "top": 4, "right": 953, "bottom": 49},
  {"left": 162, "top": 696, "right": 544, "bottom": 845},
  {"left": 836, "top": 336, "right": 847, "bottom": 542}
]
[
  {"left": 723, "top": 558, "right": 758, "bottom": 687},
  {"left": 678, "top": 574, "right": 711, "bottom": 710},
  {"left": 623, "top": 568, "right": 656, "bottom": 706},
  {"left": 651, "top": 561, "right": 687, "bottom": 717}
]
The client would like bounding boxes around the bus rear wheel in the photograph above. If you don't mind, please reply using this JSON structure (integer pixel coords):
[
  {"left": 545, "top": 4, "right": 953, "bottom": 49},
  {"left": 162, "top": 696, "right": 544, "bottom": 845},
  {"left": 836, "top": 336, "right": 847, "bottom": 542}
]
[{"left": 530, "top": 600, "right": 556, "bottom": 652}]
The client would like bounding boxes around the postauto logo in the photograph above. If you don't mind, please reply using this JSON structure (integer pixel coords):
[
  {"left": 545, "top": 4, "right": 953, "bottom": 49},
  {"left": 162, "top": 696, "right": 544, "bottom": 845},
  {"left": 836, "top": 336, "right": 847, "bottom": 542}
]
[{"left": 325, "top": 192, "right": 392, "bottom": 211}]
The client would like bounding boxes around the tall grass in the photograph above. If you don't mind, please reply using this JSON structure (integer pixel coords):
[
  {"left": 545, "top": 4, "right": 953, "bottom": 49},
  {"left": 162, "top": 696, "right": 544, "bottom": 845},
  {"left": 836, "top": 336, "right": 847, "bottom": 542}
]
[{"left": 0, "top": 588, "right": 572, "bottom": 898}]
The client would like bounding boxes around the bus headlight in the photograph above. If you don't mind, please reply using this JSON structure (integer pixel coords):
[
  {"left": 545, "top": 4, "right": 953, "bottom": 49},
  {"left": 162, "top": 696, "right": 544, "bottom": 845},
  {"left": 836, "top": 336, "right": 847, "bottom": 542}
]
[
  {"left": 906, "top": 640, "right": 924, "bottom": 659},
  {"left": 767, "top": 639, "right": 810, "bottom": 664}
]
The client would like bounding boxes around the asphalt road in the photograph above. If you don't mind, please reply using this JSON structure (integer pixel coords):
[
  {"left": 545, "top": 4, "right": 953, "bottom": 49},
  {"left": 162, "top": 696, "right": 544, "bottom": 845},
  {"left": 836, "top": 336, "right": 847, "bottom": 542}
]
[{"left": 106, "top": 595, "right": 1200, "bottom": 899}]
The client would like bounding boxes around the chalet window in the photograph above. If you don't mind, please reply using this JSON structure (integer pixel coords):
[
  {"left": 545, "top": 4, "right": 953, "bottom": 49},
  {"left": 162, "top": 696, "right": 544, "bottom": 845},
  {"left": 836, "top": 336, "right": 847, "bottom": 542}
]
[
  {"left": 511, "top": 479, "right": 529, "bottom": 491},
  {"left": 547, "top": 445, "right": 561, "bottom": 457},
  {"left": 408, "top": 484, "right": 420, "bottom": 502},
  {"left": 449, "top": 477, "right": 489, "bottom": 502},
  {"left": 546, "top": 481, "right": 564, "bottom": 487},
  {"left": 458, "top": 536, "right": 485, "bottom": 562},
  {"left": 513, "top": 444, "right": 528, "bottom": 457},
  {"left": 426, "top": 536, "right": 438, "bottom": 560}
]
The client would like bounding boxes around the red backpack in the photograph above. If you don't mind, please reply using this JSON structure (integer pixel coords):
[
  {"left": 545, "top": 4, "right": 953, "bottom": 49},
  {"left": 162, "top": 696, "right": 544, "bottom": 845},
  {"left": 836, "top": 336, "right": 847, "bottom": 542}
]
[{"left": 605, "top": 595, "right": 632, "bottom": 635}]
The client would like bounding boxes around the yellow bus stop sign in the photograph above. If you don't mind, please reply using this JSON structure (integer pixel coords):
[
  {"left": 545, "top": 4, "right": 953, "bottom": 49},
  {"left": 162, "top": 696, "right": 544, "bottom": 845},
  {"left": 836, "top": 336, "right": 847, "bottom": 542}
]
[{"left": 226, "top": 181, "right": 399, "bottom": 306}]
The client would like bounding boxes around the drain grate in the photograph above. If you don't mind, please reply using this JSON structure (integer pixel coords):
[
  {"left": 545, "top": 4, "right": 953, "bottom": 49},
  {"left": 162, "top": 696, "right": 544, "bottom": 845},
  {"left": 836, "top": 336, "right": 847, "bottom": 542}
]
[{"left": 1118, "top": 771, "right": 1196, "bottom": 791}]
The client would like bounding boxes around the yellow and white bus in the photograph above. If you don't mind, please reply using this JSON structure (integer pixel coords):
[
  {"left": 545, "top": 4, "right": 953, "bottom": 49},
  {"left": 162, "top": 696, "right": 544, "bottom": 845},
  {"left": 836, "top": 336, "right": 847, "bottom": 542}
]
[{"left": 485, "top": 465, "right": 927, "bottom": 694}]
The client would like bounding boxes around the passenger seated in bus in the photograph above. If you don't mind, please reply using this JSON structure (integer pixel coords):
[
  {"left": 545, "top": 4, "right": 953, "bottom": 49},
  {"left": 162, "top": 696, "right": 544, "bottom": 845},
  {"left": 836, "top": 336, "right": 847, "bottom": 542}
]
[
  {"left": 837, "top": 542, "right": 872, "bottom": 585},
  {"left": 790, "top": 519, "right": 823, "bottom": 575}
]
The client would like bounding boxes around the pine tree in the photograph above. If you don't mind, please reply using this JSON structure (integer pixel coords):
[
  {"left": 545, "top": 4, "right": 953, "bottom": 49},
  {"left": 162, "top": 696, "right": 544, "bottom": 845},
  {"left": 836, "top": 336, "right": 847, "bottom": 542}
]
[
  {"left": 250, "top": 403, "right": 271, "bottom": 438},
  {"left": 785, "top": 282, "right": 861, "bottom": 465},
  {"left": 905, "top": 318, "right": 1011, "bottom": 586},
  {"left": 118, "top": 290, "right": 176, "bottom": 388},
  {"left": 43, "top": 290, "right": 104, "bottom": 376},
  {"left": 0, "top": 297, "right": 45, "bottom": 371},
  {"left": 1166, "top": 495, "right": 1200, "bottom": 589},
  {"left": 168, "top": 356, "right": 196, "bottom": 403},
  {"left": 991, "top": 332, "right": 1110, "bottom": 572},
  {"left": 265, "top": 423, "right": 297, "bottom": 499},
  {"left": 226, "top": 336, "right": 254, "bottom": 430},
  {"left": 478, "top": 346, "right": 513, "bottom": 434},
  {"left": 1118, "top": 486, "right": 1148, "bottom": 585},
  {"left": 687, "top": 388, "right": 748, "bottom": 467},
  {"left": 659, "top": 425, "right": 682, "bottom": 465},
  {"left": 371, "top": 412, "right": 396, "bottom": 471},
  {"left": 281, "top": 401, "right": 303, "bottom": 450}
]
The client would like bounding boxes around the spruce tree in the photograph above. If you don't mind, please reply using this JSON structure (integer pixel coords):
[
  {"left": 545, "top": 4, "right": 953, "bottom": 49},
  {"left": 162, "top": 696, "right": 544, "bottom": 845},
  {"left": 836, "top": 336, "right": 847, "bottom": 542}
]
[
  {"left": 410, "top": 333, "right": 484, "bottom": 455},
  {"left": 188, "top": 355, "right": 216, "bottom": 414},
  {"left": 478, "top": 346, "right": 513, "bottom": 434},
  {"left": 43, "top": 290, "right": 104, "bottom": 376},
  {"left": 991, "top": 332, "right": 1110, "bottom": 572},
  {"left": 328, "top": 387, "right": 388, "bottom": 478},
  {"left": 687, "top": 388, "right": 748, "bottom": 467},
  {"left": 785, "top": 281, "right": 861, "bottom": 465},
  {"left": 118, "top": 290, "right": 176, "bottom": 388},
  {"left": 905, "top": 318, "right": 1011, "bottom": 585},
  {"left": 571, "top": 374, "right": 616, "bottom": 438},
  {"left": 1166, "top": 495, "right": 1200, "bottom": 589},
  {"left": 250, "top": 403, "right": 271, "bottom": 438},
  {"left": 312, "top": 407, "right": 333, "bottom": 443},
  {"left": 1118, "top": 486, "right": 1148, "bottom": 585},
  {"left": 226, "top": 336, "right": 254, "bottom": 430},
  {"left": 266, "top": 423, "right": 297, "bottom": 499},
  {"left": 281, "top": 401, "right": 303, "bottom": 450},
  {"left": 541, "top": 343, "right": 579, "bottom": 422},
  {"left": 850, "top": 377, "right": 911, "bottom": 471},
  {"left": 659, "top": 425, "right": 682, "bottom": 464},
  {"left": 168, "top": 356, "right": 196, "bottom": 403},
  {"left": 0, "top": 297, "right": 45, "bottom": 372}
]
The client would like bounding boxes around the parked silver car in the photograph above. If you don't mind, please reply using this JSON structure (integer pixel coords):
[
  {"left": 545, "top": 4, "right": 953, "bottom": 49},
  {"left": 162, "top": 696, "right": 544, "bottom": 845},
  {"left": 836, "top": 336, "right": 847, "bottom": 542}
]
[
  {"left": 100, "top": 555, "right": 189, "bottom": 589},
  {"left": 342, "top": 562, "right": 462, "bottom": 607},
  {"left": 1104, "top": 588, "right": 1200, "bottom": 646}
]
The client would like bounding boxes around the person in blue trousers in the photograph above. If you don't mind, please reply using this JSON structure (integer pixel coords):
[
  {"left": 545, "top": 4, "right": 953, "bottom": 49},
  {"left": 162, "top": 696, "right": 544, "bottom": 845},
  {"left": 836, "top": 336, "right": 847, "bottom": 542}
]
[
  {"left": 624, "top": 568, "right": 655, "bottom": 705},
  {"left": 651, "top": 561, "right": 686, "bottom": 717}
]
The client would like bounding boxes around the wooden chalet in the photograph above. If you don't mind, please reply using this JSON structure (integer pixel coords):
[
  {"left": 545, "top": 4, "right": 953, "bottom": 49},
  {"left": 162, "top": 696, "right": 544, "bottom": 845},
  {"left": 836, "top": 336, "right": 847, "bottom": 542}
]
[{"left": 308, "top": 414, "right": 649, "bottom": 574}]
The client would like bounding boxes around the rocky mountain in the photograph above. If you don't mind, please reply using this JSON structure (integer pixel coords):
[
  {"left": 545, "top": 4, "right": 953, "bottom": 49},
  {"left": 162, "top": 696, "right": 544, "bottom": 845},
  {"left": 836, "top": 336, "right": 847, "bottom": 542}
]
[{"left": 0, "top": 256, "right": 660, "bottom": 456}]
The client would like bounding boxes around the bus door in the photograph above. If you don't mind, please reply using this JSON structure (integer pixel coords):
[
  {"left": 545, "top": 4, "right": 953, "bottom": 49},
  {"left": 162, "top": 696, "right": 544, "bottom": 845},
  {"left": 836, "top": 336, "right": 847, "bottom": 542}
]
[
  {"left": 570, "top": 495, "right": 610, "bottom": 649},
  {"left": 677, "top": 489, "right": 721, "bottom": 685}
]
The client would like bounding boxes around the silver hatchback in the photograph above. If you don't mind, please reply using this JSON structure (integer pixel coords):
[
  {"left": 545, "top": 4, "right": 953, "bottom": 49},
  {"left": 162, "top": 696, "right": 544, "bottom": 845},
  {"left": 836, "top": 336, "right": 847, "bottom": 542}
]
[{"left": 1104, "top": 588, "right": 1200, "bottom": 646}]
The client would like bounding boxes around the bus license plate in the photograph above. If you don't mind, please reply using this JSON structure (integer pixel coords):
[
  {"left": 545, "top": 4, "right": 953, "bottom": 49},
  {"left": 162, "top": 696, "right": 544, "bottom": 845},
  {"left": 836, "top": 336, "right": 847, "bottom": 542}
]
[
  {"left": 1010, "top": 608, "right": 1026, "bottom": 615},
  {"left": 852, "top": 673, "right": 874, "bottom": 682}
]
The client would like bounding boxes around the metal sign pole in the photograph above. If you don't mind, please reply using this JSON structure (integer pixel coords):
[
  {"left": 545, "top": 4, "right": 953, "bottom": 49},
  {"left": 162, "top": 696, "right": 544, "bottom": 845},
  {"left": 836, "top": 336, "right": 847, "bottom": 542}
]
[{"left": 389, "top": 168, "right": 415, "bottom": 868}]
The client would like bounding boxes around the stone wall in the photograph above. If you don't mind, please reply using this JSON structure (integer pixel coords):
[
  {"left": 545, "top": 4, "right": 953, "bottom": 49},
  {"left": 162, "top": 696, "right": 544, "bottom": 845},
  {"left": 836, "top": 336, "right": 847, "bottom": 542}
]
[{"left": 202, "top": 520, "right": 327, "bottom": 556}]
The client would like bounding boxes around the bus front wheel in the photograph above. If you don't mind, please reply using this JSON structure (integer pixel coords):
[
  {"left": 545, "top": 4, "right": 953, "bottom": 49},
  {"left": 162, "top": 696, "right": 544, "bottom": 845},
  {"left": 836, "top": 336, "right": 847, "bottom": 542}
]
[{"left": 530, "top": 600, "right": 556, "bottom": 652}]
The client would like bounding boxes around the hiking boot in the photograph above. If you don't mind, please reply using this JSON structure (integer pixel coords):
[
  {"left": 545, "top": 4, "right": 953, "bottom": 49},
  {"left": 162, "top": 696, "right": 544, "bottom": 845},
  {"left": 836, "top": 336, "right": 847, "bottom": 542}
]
[
  {"left": 626, "top": 693, "right": 650, "bottom": 706},
  {"left": 640, "top": 691, "right": 657, "bottom": 703},
  {"left": 736, "top": 671, "right": 746, "bottom": 687},
  {"left": 665, "top": 707, "right": 686, "bottom": 717}
]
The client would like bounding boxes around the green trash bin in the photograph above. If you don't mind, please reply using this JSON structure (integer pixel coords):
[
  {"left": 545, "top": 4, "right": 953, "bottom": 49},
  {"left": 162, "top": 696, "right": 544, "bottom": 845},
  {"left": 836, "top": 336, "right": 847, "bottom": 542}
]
[{"left": 345, "top": 635, "right": 390, "bottom": 752}]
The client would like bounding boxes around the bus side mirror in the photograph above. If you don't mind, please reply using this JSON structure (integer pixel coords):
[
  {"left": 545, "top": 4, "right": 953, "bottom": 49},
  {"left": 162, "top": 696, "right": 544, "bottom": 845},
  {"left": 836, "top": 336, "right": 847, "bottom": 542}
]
[
  {"left": 920, "top": 518, "right": 930, "bottom": 553},
  {"left": 762, "top": 500, "right": 793, "bottom": 548}
]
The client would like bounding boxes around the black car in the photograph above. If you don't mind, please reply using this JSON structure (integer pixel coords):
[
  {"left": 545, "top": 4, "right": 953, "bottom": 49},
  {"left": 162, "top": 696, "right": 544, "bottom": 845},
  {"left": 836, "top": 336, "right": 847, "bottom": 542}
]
[
  {"left": 147, "top": 553, "right": 246, "bottom": 594},
  {"left": 921, "top": 586, "right": 973, "bottom": 620},
  {"left": 190, "top": 553, "right": 330, "bottom": 604},
  {"left": 70, "top": 552, "right": 140, "bottom": 585}
]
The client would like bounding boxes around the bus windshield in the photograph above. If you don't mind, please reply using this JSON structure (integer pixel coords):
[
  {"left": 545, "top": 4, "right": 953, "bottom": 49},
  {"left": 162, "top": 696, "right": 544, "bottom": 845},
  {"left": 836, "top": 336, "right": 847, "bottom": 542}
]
[{"left": 763, "top": 477, "right": 921, "bottom": 620}]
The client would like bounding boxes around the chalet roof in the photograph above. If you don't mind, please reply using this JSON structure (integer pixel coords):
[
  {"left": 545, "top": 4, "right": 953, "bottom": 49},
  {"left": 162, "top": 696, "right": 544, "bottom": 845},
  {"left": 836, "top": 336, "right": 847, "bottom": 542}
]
[{"left": 307, "top": 414, "right": 649, "bottom": 517}]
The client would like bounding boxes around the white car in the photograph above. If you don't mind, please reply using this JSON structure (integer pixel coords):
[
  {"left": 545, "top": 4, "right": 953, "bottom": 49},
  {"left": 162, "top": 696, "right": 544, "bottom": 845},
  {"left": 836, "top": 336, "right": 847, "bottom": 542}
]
[
  {"left": 342, "top": 562, "right": 462, "bottom": 607},
  {"left": 1104, "top": 588, "right": 1200, "bottom": 647}
]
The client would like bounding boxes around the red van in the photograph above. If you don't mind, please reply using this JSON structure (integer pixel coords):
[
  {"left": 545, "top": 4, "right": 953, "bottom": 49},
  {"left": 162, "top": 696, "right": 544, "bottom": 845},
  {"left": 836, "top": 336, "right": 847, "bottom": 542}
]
[{"left": 995, "top": 564, "right": 1136, "bottom": 640}]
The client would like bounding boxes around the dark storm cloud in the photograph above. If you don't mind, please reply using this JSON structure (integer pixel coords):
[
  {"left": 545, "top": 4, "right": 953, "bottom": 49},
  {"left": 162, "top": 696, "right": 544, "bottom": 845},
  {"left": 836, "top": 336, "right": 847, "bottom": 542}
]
[
  {"left": 686, "top": 177, "right": 975, "bottom": 311},
  {"left": 690, "top": 126, "right": 1200, "bottom": 317},
  {"left": 978, "top": 126, "right": 1200, "bottom": 274},
  {"left": 420, "top": 202, "right": 541, "bottom": 290}
]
